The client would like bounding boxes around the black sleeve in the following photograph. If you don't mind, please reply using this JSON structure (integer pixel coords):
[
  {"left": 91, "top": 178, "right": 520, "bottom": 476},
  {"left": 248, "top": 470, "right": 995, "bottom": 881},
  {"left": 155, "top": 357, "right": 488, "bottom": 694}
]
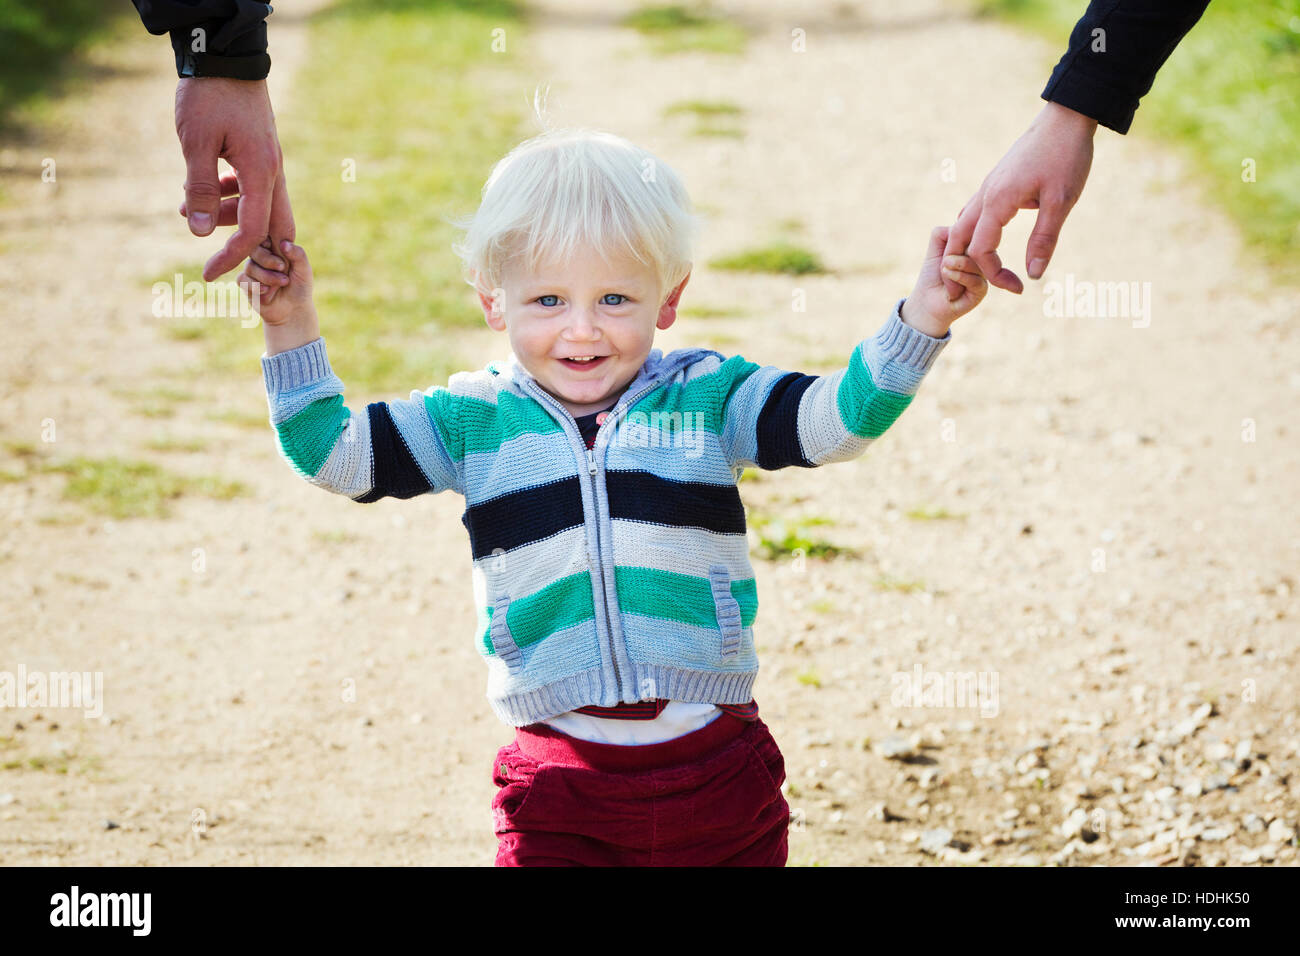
[
  {"left": 1042, "top": 0, "right": 1210, "bottom": 134},
  {"left": 131, "top": 0, "right": 272, "bottom": 79}
]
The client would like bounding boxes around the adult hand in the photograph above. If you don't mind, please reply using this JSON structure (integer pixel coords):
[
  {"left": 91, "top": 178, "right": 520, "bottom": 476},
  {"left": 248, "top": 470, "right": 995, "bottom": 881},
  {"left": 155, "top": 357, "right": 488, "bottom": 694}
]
[
  {"left": 943, "top": 101, "right": 1097, "bottom": 297},
  {"left": 173, "top": 77, "right": 295, "bottom": 282}
]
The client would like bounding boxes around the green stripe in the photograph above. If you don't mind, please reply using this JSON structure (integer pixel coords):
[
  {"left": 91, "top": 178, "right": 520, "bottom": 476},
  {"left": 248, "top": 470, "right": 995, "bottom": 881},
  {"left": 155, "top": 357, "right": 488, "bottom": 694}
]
[
  {"left": 629, "top": 372, "right": 722, "bottom": 436},
  {"left": 276, "top": 395, "right": 350, "bottom": 478},
  {"left": 452, "top": 389, "right": 562, "bottom": 459},
  {"left": 479, "top": 571, "right": 596, "bottom": 654},
  {"left": 838, "top": 347, "right": 913, "bottom": 438},
  {"left": 615, "top": 566, "right": 757, "bottom": 629}
]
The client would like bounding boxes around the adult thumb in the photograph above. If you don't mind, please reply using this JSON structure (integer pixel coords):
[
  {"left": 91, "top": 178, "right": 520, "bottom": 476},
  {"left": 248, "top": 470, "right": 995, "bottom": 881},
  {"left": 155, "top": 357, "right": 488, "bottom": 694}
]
[{"left": 183, "top": 152, "right": 222, "bottom": 237}]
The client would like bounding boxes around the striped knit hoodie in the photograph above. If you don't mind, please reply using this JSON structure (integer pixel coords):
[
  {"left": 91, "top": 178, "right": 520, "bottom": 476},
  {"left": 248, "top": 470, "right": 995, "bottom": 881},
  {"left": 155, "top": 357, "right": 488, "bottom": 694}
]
[{"left": 260, "top": 298, "right": 952, "bottom": 726}]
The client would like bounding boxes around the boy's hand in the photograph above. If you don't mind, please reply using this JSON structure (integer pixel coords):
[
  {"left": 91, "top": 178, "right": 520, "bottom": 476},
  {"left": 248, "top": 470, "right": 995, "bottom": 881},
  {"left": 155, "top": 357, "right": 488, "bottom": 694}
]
[
  {"left": 238, "top": 239, "right": 315, "bottom": 327},
  {"left": 900, "top": 226, "right": 988, "bottom": 338}
]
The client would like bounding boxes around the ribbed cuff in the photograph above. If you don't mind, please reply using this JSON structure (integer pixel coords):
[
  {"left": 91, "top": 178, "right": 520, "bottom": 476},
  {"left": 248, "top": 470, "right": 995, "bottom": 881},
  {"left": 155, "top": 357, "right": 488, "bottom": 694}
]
[
  {"left": 261, "top": 336, "right": 330, "bottom": 393},
  {"left": 871, "top": 298, "right": 952, "bottom": 374}
]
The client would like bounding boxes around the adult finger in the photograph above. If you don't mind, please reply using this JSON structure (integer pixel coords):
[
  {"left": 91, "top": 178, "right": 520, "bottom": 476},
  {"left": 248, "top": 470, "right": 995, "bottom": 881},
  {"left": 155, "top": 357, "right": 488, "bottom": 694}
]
[
  {"left": 1025, "top": 198, "right": 1070, "bottom": 280},
  {"left": 179, "top": 173, "right": 240, "bottom": 219},
  {"left": 942, "top": 197, "right": 982, "bottom": 299},
  {"left": 203, "top": 166, "right": 275, "bottom": 282},
  {"left": 268, "top": 169, "right": 296, "bottom": 249},
  {"left": 183, "top": 150, "right": 223, "bottom": 238},
  {"left": 967, "top": 195, "right": 1024, "bottom": 294},
  {"left": 179, "top": 196, "right": 239, "bottom": 226}
]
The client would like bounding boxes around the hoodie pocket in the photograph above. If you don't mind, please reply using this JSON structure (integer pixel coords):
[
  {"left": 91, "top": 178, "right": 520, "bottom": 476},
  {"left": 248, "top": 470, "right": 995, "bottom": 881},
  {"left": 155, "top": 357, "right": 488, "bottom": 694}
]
[
  {"left": 489, "top": 593, "right": 523, "bottom": 671},
  {"left": 708, "top": 564, "right": 743, "bottom": 659}
]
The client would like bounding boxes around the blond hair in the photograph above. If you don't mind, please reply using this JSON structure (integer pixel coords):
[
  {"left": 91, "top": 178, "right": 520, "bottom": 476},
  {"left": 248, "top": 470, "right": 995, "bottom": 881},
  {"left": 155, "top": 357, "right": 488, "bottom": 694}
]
[{"left": 450, "top": 120, "right": 701, "bottom": 306}]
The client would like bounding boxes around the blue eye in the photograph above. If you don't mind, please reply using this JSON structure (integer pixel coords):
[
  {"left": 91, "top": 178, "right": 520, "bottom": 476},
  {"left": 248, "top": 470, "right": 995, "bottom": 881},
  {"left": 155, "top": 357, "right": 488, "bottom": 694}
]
[{"left": 534, "top": 294, "right": 627, "bottom": 307}]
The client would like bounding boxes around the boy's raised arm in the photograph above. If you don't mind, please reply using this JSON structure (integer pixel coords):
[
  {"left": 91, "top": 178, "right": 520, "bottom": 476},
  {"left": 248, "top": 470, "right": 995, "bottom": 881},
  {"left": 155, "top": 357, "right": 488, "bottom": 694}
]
[
  {"left": 714, "top": 298, "right": 951, "bottom": 472},
  {"left": 249, "top": 242, "right": 465, "bottom": 501},
  {"left": 715, "top": 227, "right": 984, "bottom": 472}
]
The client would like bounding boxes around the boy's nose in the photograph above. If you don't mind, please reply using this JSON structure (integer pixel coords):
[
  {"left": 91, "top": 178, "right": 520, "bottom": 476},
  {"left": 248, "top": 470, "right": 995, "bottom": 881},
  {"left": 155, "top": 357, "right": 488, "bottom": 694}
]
[{"left": 565, "top": 310, "right": 601, "bottom": 338}]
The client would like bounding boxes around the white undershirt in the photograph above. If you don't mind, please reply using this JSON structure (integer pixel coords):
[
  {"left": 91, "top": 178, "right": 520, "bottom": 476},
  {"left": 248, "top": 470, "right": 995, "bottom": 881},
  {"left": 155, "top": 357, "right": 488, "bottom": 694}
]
[{"left": 540, "top": 701, "right": 723, "bottom": 745}]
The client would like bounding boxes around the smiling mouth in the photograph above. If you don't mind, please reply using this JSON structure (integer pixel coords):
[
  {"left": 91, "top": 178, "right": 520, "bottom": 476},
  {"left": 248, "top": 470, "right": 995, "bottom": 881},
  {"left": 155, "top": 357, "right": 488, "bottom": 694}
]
[{"left": 559, "top": 355, "right": 609, "bottom": 370}]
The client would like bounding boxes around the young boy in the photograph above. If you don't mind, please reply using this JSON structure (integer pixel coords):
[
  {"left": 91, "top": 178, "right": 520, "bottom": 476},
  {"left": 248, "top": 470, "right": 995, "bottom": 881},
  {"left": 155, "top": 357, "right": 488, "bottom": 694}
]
[{"left": 246, "top": 127, "right": 986, "bottom": 866}]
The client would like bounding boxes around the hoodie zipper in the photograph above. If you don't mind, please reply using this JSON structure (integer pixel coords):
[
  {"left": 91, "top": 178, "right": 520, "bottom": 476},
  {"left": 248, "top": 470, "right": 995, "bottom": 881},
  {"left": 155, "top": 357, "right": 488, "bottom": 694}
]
[{"left": 520, "top": 369, "right": 671, "bottom": 704}]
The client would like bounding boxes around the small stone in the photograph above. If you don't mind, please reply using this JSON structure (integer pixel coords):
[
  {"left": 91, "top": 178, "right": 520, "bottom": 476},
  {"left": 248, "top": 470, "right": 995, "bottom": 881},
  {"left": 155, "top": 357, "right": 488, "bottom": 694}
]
[
  {"left": 1267, "top": 819, "right": 1295, "bottom": 844},
  {"left": 919, "top": 828, "right": 953, "bottom": 855},
  {"left": 103, "top": 820, "right": 120, "bottom": 831},
  {"left": 1060, "top": 808, "right": 1089, "bottom": 840},
  {"left": 868, "top": 802, "right": 902, "bottom": 823},
  {"left": 1242, "top": 813, "right": 1265, "bottom": 834},
  {"left": 1203, "top": 773, "right": 1230, "bottom": 792},
  {"left": 875, "top": 734, "right": 915, "bottom": 760},
  {"left": 0, "top": 793, "right": 14, "bottom": 805},
  {"left": 1200, "top": 827, "right": 1233, "bottom": 842}
]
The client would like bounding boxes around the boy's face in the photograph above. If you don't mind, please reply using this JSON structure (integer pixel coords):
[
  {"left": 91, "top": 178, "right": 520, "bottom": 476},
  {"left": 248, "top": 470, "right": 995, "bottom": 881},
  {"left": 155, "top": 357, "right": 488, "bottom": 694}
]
[{"left": 479, "top": 244, "right": 690, "bottom": 418}]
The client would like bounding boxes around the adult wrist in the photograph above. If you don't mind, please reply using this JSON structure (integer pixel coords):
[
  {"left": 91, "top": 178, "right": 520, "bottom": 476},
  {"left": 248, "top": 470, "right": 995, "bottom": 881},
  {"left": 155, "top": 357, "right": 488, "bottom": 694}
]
[{"left": 1042, "top": 99, "right": 1099, "bottom": 136}]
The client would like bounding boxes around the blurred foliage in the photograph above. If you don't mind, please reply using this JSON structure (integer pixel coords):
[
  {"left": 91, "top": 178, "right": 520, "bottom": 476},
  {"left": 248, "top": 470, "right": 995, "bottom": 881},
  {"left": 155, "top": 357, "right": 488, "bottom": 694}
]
[
  {"left": 621, "top": 4, "right": 749, "bottom": 55},
  {"left": 0, "top": 0, "right": 127, "bottom": 129},
  {"left": 978, "top": 0, "right": 1300, "bottom": 283},
  {"left": 709, "top": 241, "right": 828, "bottom": 275}
]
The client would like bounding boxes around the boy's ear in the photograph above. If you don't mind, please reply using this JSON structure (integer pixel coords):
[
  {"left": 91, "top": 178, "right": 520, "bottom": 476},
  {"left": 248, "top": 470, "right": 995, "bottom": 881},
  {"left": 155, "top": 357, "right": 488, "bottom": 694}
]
[
  {"left": 478, "top": 283, "right": 507, "bottom": 331},
  {"left": 657, "top": 269, "right": 691, "bottom": 331}
]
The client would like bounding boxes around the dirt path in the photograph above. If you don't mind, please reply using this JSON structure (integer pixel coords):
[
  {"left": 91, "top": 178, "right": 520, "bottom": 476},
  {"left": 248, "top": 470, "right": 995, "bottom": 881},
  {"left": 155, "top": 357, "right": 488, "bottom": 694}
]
[{"left": 1, "top": 0, "right": 1296, "bottom": 866}]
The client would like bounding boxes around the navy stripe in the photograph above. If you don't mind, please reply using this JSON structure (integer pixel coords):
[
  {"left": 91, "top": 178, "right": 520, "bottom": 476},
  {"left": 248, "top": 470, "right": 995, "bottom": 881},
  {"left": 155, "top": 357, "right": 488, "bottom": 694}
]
[
  {"left": 461, "top": 476, "right": 586, "bottom": 560},
  {"left": 607, "top": 470, "right": 747, "bottom": 535},
  {"left": 354, "top": 402, "right": 433, "bottom": 503},
  {"left": 755, "top": 371, "right": 818, "bottom": 470}
]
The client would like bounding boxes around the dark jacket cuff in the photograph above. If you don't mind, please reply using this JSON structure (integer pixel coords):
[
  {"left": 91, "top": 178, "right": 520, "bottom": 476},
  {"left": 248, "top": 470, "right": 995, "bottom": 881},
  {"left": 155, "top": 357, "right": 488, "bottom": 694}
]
[{"left": 1042, "top": 72, "right": 1134, "bottom": 135}]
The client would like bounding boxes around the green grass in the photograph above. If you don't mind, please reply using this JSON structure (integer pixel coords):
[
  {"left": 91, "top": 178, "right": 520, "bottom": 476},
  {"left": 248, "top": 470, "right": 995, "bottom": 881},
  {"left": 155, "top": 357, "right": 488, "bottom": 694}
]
[
  {"left": 872, "top": 576, "right": 927, "bottom": 593},
  {"left": 143, "top": 435, "right": 210, "bottom": 453},
  {"left": 795, "top": 669, "right": 822, "bottom": 688},
  {"left": 622, "top": 4, "right": 749, "bottom": 55},
  {"left": 680, "top": 304, "right": 747, "bottom": 319},
  {"left": 709, "top": 242, "right": 828, "bottom": 275},
  {"left": 905, "top": 506, "right": 967, "bottom": 521},
  {"left": 38, "top": 456, "right": 249, "bottom": 519},
  {"left": 0, "top": 0, "right": 130, "bottom": 131},
  {"left": 664, "top": 98, "right": 747, "bottom": 137},
  {"left": 147, "top": 0, "right": 531, "bottom": 395},
  {"left": 749, "top": 513, "right": 860, "bottom": 561},
  {"left": 664, "top": 99, "right": 744, "bottom": 118},
  {"left": 977, "top": 0, "right": 1300, "bottom": 283}
]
